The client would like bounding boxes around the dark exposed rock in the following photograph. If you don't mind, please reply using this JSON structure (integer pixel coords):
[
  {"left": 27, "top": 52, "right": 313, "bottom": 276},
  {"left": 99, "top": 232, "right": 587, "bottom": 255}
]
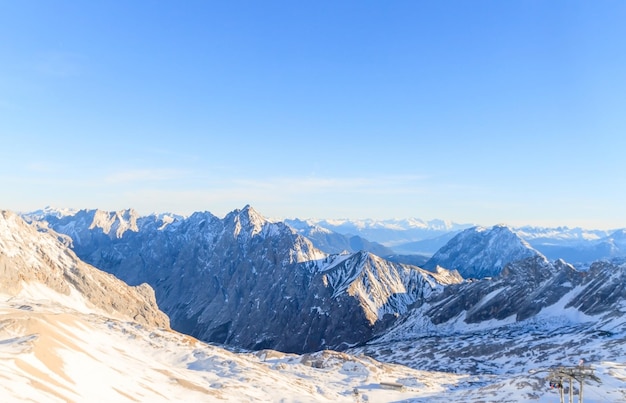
[
  {"left": 26, "top": 206, "right": 460, "bottom": 353},
  {"left": 427, "top": 256, "right": 585, "bottom": 325},
  {"left": 566, "top": 260, "right": 626, "bottom": 315}
]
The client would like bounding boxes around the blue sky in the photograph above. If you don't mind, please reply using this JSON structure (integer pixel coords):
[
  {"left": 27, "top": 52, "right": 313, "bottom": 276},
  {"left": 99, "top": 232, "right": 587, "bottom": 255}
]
[{"left": 1, "top": 1, "right": 625, "bottom": 229}]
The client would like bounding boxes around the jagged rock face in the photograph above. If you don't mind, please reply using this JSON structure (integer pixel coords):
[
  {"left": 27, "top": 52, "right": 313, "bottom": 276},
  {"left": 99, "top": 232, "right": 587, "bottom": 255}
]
[
  {"left": 566, "top": 260, "right": 626, "bottom": 315},
  {"left": 354, "top": 258, "right": 626, "bottom": 378},
  {"left": 426, "top": 256, "right": 583, "bottom": 324},
  {"left": 322, "top": 252, "right": 462, "bottom": 323},
  {"left": 0, "top": 211, "right": 169, "bottom": 328},
  {"left": 423, "top": 225, "right": 542, "bottom": 278},
  {"left": 397, "top": 256, "right": 626, "bottom": 332},
  {"left": 26, "top": 206, "right": 461, "bottom": 353}
]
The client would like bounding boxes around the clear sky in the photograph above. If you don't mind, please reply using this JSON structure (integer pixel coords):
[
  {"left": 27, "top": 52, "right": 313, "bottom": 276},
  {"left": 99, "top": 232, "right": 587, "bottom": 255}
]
[{"left": 1, "top": 1, "right": 625, "bottom": 229}]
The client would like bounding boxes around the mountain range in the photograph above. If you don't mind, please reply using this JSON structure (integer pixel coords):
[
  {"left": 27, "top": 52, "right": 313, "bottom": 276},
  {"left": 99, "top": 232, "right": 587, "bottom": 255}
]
[
  {"left": 6, "top": 205, "right": 626, "bottom": 401},
  {"left": 287, "top": 216, "right": 626, "bottom": 267},
  {"left": 23, "top": 206, "right": 463, "bottom": 353},
  {"left": 2, "top": 209, "right": 472, "bottom": 402},
  {"left": 354, "top": 256, "right": 626, "bottom": 381}
]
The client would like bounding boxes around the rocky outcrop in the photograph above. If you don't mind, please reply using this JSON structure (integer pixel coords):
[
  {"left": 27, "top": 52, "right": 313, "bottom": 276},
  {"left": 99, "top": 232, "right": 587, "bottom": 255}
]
[
  {"left": 380, "top": 255, "right": 626, "bottom": 335},
  {"left": 0, "top": 210, "right": 169, "bottom": 328},
  {"left": 566, "top": 259, "right": 626, "bottom": 315},
  {"left": 425, "top": 256, "right": 582, "bottom": 324}
]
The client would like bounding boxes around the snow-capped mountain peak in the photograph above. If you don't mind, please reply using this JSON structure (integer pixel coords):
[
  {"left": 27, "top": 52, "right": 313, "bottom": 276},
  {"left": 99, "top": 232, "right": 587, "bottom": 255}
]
[
  {"left": 226, "top": 204, "right": 273, "bottom": 240},
  {"left": 22, "top": 205, "right": 78, "bottom": 220},
  {"left": 423, "top": 224, "right": 543, "bottom": 278},
  {"left": 320, "top": 251, "right": 462, "bottom": 324}
]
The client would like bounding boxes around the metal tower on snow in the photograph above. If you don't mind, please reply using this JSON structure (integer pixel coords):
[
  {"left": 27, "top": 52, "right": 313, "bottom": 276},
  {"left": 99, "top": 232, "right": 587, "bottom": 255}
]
[{"left": 529, "top": 362, "right": 601, "bottom": 403}]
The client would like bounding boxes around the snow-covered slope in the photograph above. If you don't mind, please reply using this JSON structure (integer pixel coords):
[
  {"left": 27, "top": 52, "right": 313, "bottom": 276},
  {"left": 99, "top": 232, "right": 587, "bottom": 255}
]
[
  {"left": 423, "top": 225, "right": 543, "bottom": 278},
  {"left": 12, "top": 293, "right": 555, "bottom": 403},
  {"left": 363, "top": 256, "right": 626, "bottom": 363},
  {"left": 319, "top": 251, "right": 461, "bottom": 326}
]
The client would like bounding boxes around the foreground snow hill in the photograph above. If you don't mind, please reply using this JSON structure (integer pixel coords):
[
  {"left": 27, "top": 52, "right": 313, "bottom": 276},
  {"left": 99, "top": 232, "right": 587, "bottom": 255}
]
[{"left": 2, "top": 295, "right": 474, "bottom": 402}]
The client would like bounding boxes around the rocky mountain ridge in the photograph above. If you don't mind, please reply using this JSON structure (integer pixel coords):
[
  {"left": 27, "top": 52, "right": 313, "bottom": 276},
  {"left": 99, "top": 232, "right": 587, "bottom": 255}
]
[
  {"left": 353, "top": 256, "right": 626, "bottom": 381},
  {"left": 25, "top": 205, "right": 460, "bottom": 353},
  {"left": 32, "top": 206, "right": 626, "bottom": 264}
]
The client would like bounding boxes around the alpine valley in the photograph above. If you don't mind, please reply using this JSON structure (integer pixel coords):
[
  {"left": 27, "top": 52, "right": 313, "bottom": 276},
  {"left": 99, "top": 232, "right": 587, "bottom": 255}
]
[{"left": 2, "top": 205, "right": 625, "bottom": 402}]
